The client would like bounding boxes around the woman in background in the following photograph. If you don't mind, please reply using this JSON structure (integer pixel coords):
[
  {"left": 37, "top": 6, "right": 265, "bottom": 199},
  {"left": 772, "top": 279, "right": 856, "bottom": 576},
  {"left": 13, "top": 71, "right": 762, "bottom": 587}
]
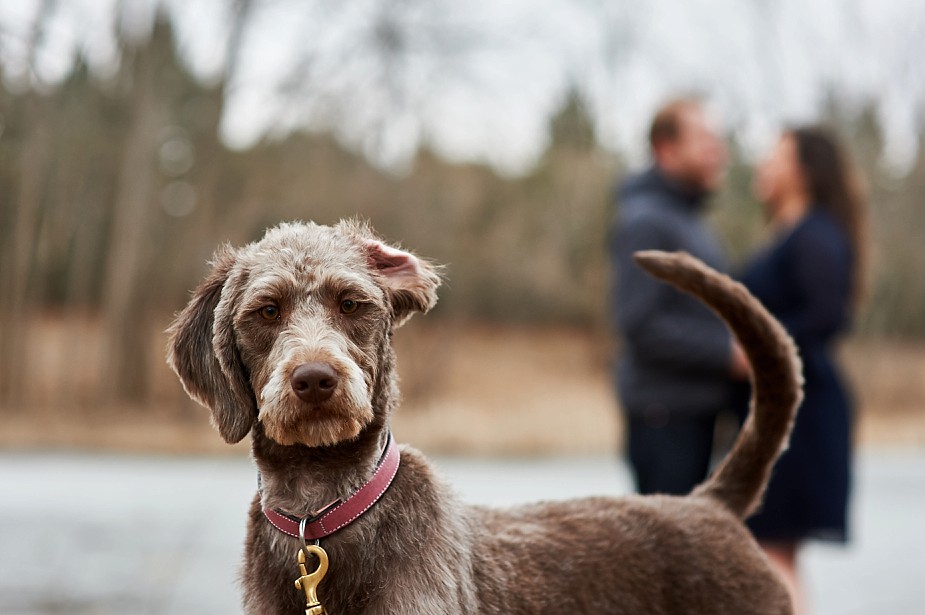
[{"left": 742, "top": 126, "right": 865, "bottom": 613}]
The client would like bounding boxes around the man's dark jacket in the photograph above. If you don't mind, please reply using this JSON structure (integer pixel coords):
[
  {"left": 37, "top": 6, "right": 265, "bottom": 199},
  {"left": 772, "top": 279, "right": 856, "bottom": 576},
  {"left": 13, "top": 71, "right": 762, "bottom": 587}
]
[{"left": 610, "top": 166, "right": 733, "bottom": 417}]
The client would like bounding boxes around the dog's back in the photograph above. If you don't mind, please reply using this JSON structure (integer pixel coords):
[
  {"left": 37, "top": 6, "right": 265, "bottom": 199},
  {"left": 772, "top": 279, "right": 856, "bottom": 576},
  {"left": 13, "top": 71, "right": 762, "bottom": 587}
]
[{"left": 470, "top": 495, "right": 791, "bottom": 614}]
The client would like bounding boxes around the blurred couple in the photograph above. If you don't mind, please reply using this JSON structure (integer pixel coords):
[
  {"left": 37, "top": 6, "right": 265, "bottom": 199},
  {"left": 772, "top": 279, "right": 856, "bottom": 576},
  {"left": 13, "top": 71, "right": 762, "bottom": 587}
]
[{"left": 610, "top": 97, "right": 864, "bottom": 614}]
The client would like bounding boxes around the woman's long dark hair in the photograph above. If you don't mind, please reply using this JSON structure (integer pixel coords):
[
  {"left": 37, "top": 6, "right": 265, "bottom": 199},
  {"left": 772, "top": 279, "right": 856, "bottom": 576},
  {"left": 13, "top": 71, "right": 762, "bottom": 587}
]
[{"left": 790, "top": 126, "right": 867, "bottom": 302}]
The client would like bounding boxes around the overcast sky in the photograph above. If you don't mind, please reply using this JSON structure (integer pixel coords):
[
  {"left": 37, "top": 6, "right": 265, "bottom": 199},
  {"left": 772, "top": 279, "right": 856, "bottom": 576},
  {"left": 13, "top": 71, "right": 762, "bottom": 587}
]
[{"left": 1, "top": 0, "right": 923, "bottom": 174}]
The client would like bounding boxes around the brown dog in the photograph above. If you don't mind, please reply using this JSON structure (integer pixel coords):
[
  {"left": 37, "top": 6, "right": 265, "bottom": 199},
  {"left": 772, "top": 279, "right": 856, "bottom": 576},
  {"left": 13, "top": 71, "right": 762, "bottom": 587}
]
[{"left": 167, "top": 220, "right": 801, "bottom": 614}]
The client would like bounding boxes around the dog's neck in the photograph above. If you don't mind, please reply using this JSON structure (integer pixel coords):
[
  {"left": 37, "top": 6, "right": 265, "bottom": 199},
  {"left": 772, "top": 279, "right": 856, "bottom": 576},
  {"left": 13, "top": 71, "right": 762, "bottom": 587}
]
[{"left": 253, "top": 424, "right": 392, "bottom": 516}]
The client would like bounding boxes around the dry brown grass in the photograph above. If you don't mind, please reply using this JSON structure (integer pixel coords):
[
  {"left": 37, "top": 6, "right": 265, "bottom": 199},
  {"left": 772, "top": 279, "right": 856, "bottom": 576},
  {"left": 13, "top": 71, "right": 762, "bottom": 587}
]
[
  {"left": 1, "top": 317, "right": 923, "bottom": 455},
  {"left": 840, "top": 339, "right": 925, "bottom": 446},
  {"left": 391, "top": 323, "right": 620, "bottom": 456},
  {"left": 393, "top": 325, "right": 925, "bottom": 454}
]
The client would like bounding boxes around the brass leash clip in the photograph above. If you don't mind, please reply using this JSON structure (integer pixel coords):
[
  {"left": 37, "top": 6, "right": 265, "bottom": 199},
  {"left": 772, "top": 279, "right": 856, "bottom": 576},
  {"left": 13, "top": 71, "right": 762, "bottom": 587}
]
[
  {"left": 295, "top": 516, "right": 329, "bottom": 615},
  {"left": 295, "top": 544, "right": 329, "bottom": 615}
]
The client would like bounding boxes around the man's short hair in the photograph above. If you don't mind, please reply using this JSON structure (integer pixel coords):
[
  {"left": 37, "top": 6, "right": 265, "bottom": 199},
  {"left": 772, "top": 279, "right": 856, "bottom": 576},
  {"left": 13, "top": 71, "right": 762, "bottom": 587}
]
[{"left": 648, "top": 97, "right": 703, "bottom": 152}]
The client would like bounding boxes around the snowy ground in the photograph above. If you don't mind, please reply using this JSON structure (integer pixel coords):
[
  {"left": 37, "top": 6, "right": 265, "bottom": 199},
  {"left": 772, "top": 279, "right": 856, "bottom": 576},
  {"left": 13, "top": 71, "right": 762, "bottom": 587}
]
[{"left": 1, "top": 449, "right": 923, "bottom": 614}]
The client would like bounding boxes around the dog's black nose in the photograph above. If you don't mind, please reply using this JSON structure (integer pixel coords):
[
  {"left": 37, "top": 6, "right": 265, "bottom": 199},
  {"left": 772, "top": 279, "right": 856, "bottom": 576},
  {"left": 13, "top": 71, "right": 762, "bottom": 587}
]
[{"left": 290, "top": 362, "right": 339, "bottom": 403}]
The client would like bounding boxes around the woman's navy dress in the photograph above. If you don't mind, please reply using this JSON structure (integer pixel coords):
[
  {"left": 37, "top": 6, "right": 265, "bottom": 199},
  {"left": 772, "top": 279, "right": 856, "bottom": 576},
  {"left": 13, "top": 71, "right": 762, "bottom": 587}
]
[{"left": 740, "top": 210, "right": 854, "bottom": 542}]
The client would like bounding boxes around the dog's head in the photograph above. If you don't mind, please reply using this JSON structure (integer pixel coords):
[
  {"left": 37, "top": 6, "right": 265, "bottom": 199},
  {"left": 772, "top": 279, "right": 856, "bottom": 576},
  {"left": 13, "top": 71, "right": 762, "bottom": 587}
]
[{"left": 167, "top": 220, "right": 441, "bottom": 447}]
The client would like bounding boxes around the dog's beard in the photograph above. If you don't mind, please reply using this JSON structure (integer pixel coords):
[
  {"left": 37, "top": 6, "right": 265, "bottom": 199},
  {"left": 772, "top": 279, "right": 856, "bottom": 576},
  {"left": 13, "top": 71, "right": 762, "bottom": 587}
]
[
  {"left": 257, "top": 350, "right": 374, "bottom": 448},
  {"left": 261, "top": 405, "right": 371, "bottom": 448}
]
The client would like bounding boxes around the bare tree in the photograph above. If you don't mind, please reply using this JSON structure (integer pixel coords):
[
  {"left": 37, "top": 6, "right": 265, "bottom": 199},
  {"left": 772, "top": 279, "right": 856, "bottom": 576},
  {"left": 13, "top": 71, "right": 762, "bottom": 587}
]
[
  {"left": 196, "top": 0, "right": 256, "bottom": 234},
  {"left": 97, "top": 13, "right": 171, "bottom": 403},
  {"left": 0, "top": 0, "right": 57, "bottom": 405}
]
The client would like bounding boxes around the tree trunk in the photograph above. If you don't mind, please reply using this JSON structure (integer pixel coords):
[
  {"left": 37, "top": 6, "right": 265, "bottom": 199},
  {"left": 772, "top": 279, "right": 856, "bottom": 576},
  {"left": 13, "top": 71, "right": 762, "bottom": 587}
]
[
  {"left": 0, "top": 0, "right": 56, "bottom": 406},
  {"left": 97, "top": 39, "right": 166, "bottom": 404}
]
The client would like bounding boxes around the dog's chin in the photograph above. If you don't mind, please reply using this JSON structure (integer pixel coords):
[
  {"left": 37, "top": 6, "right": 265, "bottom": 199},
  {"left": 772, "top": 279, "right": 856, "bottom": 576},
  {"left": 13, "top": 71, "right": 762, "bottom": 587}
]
[{"left": 260, "top": 401, "right": 374, "bottom": 448}]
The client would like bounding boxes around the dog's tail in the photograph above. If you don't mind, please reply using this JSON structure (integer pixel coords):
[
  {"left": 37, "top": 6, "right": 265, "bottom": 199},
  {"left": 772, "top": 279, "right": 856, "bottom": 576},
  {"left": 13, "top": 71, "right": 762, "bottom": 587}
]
[{"left": 633, "top": 251, "right": 803, "bottom": 519}]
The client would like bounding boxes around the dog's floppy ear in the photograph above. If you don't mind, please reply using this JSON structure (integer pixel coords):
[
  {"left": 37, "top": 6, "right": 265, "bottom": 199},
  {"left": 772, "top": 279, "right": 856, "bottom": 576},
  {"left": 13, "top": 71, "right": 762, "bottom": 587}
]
[
  {"left": 365, "top": 239, "right": 441, "bottom": 328},
  {"left": 167, "top": 245, "right": 257, "bottom": 443}
]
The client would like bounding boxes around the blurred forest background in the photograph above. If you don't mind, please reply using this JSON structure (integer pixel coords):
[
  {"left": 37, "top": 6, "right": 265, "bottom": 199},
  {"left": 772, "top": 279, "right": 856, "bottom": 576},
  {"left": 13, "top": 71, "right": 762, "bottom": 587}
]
[{"left": 1, "top": 0, "right": 923, "bottom": 454}]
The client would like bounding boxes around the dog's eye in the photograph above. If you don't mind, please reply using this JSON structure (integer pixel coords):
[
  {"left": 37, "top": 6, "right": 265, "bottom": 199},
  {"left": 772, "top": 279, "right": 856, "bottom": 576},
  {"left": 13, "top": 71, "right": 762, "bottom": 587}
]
[
  {"left": 258, "top": 305, "right": 281, "bottom": 321},
  {"left": 340, "top": 299, "right": 360, "bottom": 314}
]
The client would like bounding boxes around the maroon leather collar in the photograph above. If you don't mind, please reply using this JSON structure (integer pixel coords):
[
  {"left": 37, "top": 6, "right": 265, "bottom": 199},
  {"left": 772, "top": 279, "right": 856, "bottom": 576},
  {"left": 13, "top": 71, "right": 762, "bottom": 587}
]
[{"left": 262, "top": 433, "right": 400, "bottom": 541}]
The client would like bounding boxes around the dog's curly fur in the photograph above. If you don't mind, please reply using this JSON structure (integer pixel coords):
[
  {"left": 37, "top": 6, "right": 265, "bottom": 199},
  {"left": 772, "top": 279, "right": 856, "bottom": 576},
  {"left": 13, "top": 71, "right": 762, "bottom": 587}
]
[{"left": 167, "top": 220, "right": 801, "bottom": 614}]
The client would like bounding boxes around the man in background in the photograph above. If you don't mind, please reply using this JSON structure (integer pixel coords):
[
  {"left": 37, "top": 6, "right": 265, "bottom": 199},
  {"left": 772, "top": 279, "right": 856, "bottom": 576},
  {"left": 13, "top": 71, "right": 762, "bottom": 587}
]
[{"left": 610, "top": 97, "right": 749, "bottom": 496}]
